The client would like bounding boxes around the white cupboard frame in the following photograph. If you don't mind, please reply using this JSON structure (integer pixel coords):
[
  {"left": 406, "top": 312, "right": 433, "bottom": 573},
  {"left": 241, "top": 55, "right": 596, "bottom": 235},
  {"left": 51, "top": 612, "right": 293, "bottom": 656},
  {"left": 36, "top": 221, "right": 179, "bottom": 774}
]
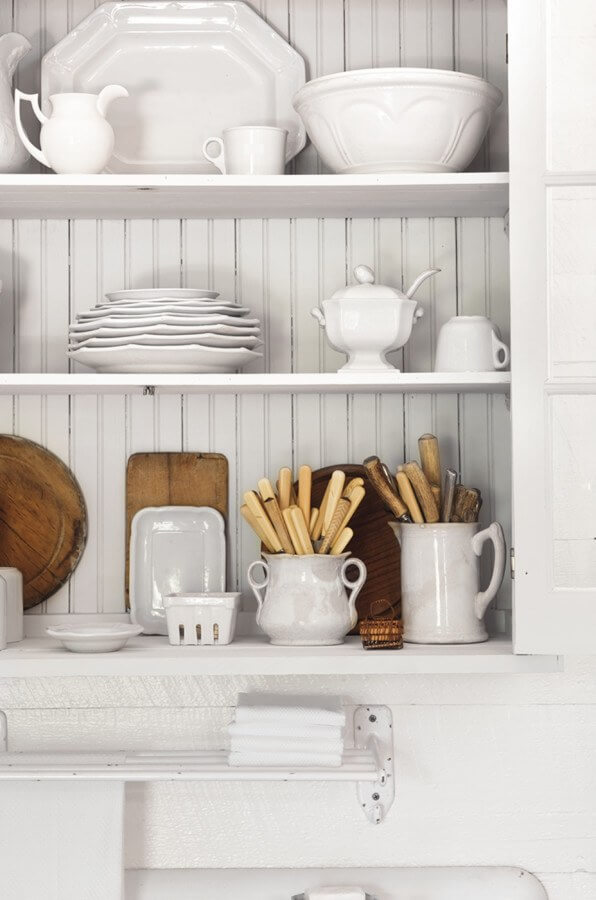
[
  {"left": 509, "top": 0, "right": 596, "bottom": 653},
  {"left": 0, "top": 0, "right": 581, "bottom": 665}
]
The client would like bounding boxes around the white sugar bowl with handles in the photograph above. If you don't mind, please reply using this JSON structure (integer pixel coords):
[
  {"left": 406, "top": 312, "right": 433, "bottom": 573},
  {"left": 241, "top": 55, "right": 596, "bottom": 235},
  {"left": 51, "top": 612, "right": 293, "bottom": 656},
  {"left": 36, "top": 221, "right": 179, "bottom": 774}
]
[
  {"left": 14, "top": 85, "right": 128, "bottom": 174},
  {"left": 311, "top": 264, "right": 440, "bottom": 373},
  {"left": 247, "top": 552, "right": 367, "bottom": 646}
]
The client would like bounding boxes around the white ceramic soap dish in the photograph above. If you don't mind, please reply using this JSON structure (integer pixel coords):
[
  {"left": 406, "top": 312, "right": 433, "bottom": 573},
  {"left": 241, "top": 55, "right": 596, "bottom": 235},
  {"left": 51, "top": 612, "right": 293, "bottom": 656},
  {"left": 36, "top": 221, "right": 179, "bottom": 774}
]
[
  {"left": 164, "top": 593, "right": 241, "bottom": 646},
  {"left": 46, "top": 623, "right": 142, "bottom": 653}
]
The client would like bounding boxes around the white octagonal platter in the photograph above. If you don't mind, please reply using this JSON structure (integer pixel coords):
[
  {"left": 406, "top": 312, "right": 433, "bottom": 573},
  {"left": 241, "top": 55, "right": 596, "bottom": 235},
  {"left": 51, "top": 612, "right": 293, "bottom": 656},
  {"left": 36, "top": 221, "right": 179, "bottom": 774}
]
[{"left": 42, "top": 1, "right": 306, "bottom": 174}]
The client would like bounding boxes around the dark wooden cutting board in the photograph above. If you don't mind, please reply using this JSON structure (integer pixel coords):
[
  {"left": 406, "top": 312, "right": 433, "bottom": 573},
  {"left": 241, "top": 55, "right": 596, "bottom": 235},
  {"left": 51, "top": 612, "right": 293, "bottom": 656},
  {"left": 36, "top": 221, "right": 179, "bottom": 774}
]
[
  {"left": 125, "top": 452, "right": 228, "bottom": 604},
  {"left": 0, "top": 435, "right": 87, "bottom": 609},
  {"left": 307, "top": 464, "right": 401, "bottom": 628}
]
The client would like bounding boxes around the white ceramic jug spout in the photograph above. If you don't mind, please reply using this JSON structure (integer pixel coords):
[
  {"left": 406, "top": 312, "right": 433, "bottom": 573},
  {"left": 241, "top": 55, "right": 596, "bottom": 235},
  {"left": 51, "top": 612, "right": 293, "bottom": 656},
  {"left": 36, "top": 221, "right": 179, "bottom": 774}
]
[
  {"left": 0, "top": 33, "right": 31, "bottom": 79},
  {"left": 405, "top": 267, "right": 441, "bottom": 298},
  {"left": 311, "top": 306, "right": 326, "bottom": 327},
  {"left": 14, "top": 89, "right": 50, "bottom": 167},
  {"left": 96, "top": 84, "right": 129, "bottom": 117}
]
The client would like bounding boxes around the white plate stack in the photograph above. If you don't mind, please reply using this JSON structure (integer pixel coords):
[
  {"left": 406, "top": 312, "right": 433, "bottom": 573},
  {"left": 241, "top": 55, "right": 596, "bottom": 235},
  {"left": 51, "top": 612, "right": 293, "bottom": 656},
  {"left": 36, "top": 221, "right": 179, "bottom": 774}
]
[{"left": 68, "top": 289, "right": 263, "bottom": 374}]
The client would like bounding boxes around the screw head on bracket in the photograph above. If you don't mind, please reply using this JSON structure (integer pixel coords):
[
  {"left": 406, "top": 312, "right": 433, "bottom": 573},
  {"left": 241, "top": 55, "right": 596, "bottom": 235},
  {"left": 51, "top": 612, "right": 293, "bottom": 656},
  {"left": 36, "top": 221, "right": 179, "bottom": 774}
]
[{"left": 369, "top": 714, "right": 377, "bottom": 723}]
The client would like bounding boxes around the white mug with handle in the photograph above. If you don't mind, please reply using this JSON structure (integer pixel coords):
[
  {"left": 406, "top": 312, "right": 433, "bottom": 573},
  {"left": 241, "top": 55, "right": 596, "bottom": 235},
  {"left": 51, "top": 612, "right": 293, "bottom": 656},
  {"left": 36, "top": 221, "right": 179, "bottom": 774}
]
[
  {"left": 434, "top": 315, "right": 510, "bottom": 372},
  {"left": 203, "top": 125, "right": 287, "bottom": 175}
]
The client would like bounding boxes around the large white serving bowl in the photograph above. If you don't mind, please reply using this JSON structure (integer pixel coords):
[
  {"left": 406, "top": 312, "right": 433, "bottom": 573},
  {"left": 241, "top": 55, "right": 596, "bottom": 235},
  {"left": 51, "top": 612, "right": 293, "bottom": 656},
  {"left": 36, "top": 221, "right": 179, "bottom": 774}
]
[{"left": 292, "top": 68, "right": 503, "bottom": 174}]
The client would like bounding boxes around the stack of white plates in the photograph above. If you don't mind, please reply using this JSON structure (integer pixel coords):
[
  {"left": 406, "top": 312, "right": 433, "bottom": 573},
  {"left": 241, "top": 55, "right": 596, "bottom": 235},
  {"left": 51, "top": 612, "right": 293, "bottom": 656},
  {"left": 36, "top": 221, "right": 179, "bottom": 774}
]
[{"left": 68, "top": 289, "right": 263, "bottom": 374}]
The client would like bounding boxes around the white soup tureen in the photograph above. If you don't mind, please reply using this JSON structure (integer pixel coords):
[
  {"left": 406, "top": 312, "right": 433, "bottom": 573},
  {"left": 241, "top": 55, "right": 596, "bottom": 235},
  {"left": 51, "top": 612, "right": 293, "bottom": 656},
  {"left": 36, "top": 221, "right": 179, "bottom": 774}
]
[{"left": 311, "top": 264, "right": 440, "bottom": 373}]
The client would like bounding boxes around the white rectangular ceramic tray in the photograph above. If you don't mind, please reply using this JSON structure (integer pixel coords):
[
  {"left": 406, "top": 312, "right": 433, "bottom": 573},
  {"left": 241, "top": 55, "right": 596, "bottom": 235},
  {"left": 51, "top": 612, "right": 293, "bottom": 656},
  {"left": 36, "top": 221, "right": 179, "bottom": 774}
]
[
  {"left": 42, "top": 1, "right": 306, "bottom": 173},
  {"left": 130, "top": 506, "right": 226, "bottom": 634}
]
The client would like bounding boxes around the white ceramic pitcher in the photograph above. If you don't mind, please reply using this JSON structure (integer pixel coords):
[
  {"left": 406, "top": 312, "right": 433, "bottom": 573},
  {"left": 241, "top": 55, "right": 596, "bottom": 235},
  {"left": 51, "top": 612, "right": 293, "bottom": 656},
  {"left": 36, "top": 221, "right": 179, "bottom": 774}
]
[
  {"left": 14, "top": 85, "right": 128, "bottom": 174},
  {"left": 389, "top": 521, "right": 505, "bottom": 643},
  {"left": 0, "top": 33, "right": 31, "bottom": 172},
  {"left": 247, "top": 553, "right": 367, "bottom": 646}
]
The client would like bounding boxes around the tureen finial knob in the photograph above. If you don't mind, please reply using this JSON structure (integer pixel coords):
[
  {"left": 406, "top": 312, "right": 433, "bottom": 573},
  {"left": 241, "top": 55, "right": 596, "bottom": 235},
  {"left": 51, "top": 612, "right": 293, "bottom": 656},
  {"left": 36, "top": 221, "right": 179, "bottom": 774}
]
[{"left": 354, "top": 264, "right": 375, "bottom": 285}]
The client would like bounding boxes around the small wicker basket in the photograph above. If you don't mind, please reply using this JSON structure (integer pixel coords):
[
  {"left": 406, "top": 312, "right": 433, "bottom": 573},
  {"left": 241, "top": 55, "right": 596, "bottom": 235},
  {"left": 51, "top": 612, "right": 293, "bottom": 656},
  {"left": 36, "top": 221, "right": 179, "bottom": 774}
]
[{"left": 359, "top": 600, "right": 404, "bottom": 650}]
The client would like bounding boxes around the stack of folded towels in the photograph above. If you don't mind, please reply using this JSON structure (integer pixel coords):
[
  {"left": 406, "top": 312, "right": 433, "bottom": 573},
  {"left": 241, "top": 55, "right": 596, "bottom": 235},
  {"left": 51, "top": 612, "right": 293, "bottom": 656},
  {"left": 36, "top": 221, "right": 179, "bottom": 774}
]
[{"left": 228, "top": 692, "right": 346, "bottom": 768}]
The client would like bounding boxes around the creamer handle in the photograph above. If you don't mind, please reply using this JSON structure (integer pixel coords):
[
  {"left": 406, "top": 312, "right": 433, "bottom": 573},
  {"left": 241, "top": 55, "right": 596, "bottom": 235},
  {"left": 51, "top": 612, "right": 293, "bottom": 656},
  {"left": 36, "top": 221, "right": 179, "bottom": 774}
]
[{"left": 14, "top": 90, "right": 49, "bottom": 167}]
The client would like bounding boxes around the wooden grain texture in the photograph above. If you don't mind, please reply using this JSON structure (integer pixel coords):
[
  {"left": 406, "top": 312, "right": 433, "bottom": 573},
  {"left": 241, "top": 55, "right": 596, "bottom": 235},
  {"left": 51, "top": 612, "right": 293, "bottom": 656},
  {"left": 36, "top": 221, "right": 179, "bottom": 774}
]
[
  {"left": 307, "top": 464, "right": 400, "bottom": 625},
  {"left": 402, "top": 462, "right": 440, "bottom": 523},
  {"left": 125, "top": 452, "right": 228, "bottom": 602},
  {"left": 0, "top": 435, "right": 87, "bottom": 609}
]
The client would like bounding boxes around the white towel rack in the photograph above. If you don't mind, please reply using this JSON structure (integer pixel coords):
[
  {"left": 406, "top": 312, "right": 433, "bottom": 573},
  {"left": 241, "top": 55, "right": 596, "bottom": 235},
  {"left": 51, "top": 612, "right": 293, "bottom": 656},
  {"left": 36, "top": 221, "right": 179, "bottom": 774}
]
[{"left": 0, "top": 705, "right": 394, "bottom": 824}]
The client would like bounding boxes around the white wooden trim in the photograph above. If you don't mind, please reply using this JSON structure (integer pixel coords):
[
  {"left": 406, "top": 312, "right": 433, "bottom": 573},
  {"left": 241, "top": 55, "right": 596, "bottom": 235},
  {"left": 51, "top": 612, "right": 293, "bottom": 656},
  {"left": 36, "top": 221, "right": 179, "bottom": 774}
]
[
  {"left": 0, "top": 174, "right": 510, "bottom": 219},
  {"left": 124, "top": 867, "right": 548, "bottom": 900},
  {"left": 0, "top": 635, "right": 561, "bottom": 676},
  {"left": 0, "top": 373, "right": 512, "bottom": 395}
]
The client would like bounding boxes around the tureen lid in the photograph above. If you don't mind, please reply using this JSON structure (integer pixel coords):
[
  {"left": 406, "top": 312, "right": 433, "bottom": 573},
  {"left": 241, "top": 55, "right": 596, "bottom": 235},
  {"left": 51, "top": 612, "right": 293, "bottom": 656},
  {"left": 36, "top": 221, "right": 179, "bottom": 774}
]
[{"left": 331, "top": 265, "right": 406, "bottom": 300}]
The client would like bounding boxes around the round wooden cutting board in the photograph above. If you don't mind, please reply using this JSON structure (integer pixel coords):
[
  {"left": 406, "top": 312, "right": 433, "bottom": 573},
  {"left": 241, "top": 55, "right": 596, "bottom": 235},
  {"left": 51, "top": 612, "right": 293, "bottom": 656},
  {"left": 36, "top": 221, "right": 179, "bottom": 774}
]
[
  {"left": 305, "top": 464, "right": 401, "bottom": 629},
  {"left": 0, "top": 435, "right": 88, "bottom": 609}
]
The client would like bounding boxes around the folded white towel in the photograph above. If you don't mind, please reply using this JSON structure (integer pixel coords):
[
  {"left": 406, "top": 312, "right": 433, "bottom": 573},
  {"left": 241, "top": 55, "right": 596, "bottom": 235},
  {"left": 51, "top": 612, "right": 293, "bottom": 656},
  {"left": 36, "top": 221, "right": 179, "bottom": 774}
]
[
  {"left": 228, "top": 721, "right": 343, "bottom": 740},
  {"left": 229, "top": 750, "right": 342, "bottom": 767},
  {"left": 230, "top": 735, "right": 345, "bottom": 755},
  {"left": 235, "top": 692, "right": 345, "bottom": 727}
]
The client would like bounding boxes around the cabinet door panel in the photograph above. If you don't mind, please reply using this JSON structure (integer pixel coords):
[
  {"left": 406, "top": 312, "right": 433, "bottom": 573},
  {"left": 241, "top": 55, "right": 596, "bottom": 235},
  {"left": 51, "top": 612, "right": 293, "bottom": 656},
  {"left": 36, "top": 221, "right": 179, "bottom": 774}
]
[
  {"left": 548, "top": 189, "right": 596, "bottom": 376},
  {"left": 510, "top": 0, "right": 596, "bottom": 652},
  {"left": 548, "top": 0, "right": 596, "bottom": 171},
  {"left": 551, "top": 395, "right": 596, "bottom": 586}
]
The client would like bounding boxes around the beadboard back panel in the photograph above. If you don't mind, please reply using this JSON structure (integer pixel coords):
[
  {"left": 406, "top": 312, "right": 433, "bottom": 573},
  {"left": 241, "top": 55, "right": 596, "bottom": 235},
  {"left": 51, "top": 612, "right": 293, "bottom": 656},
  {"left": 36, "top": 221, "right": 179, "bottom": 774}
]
[
  {"left": 3, "top": 0, "right": 509, "bottom": 175},
  {"left": 0, "top": 216, "right": 511, "bottom": 620},
  {"left": 0, "top": 0, "right": 511, "bottom": 620}
]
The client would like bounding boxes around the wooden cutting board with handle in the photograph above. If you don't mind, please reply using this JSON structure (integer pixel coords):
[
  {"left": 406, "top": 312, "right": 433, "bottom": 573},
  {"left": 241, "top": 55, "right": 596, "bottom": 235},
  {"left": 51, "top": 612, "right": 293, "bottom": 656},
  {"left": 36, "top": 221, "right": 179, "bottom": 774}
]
[
  {"left": 0, "top": 435, "right": 88, "bottom": 609},
  {"left": 125, "top": 452, "right": 228, "bottom": 605},
  {"left": 306, "top": 464, "right": 401, "bottom": 630}
]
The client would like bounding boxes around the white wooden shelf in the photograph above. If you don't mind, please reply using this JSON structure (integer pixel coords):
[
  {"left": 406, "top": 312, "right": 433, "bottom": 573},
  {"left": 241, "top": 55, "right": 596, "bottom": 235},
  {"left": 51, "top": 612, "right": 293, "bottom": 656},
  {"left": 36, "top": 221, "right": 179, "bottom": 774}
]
[
  {"left": 0, "top": 704, "right": 394, "bottom": 822},
  {"left": 0, "top": 636, "right": 561, "bottom": 676},
  {"left": 0, "top": 372, "right": 511, "bottom": 395},
  {"left": 0, "top": 173, "right": 509, "bottom": 219}
]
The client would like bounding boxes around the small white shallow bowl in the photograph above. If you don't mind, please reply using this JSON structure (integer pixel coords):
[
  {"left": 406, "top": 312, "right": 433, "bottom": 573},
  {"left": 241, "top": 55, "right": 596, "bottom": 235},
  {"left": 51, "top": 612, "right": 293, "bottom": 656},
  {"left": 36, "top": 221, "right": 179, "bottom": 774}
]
[
  {"left": 46, "top": 623, "right": 143, "bottom": 653},
  {"left": 293, "top": 67, "right": 503, "bottom": 174}
]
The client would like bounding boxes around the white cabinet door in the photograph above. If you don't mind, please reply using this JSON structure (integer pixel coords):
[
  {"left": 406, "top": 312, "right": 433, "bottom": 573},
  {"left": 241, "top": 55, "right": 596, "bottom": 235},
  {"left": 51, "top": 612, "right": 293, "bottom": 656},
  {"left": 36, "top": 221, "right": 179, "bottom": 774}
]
[{"left": 510, "top": 0, "right": 596, "bottom": 652}]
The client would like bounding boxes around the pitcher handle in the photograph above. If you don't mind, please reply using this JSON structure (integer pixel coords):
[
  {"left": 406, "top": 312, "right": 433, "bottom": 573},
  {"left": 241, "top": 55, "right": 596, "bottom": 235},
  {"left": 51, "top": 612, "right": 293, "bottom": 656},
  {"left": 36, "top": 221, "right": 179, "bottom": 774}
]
[
  {"left": 247, "top": 559, "right": 269, "bottom": 626},
  {"left": 202, "top": 136, "right": 226, "bottom": 174},
  {"left": 341, "top": 557, "right": 367, "bottom": 629},
  {"left": 14, "top": 89, "right": 50, "bottom": 168},
  {"left": 471, "top": 522, "right": 506, "bottom": 620},
  {"left": 491, "top": 331, "right": 510, "bottom": 370}
]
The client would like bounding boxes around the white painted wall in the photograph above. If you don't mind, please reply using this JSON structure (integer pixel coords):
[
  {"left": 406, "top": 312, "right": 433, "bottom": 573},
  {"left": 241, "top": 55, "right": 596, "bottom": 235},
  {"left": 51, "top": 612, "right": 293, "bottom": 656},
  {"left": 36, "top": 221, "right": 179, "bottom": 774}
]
[{"left": 1, "top": 663, "right": 595, "bottom": 900}]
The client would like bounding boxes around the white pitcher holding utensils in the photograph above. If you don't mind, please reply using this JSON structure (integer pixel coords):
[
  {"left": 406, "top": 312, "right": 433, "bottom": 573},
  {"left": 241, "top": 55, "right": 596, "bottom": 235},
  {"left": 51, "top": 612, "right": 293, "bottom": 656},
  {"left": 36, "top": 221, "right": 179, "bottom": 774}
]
[
  {"left": 248, "top": 553, "right": 367, "bottom": 646},
  {"left": 435, "top": 315, "right": 509, "bottom": 372},
  {"left": 14, "top": 85, "right": 128, "bottom": 174},
  {"left": 389, "top": 521, "right": 506, "bottom": 643}
]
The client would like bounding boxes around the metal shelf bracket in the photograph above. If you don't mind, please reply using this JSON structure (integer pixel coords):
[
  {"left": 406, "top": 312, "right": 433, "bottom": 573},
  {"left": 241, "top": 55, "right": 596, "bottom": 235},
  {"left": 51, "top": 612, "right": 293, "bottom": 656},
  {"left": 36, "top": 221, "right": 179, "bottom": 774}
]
[{"left": 354, "top": 705, "right": 395, "bottom": 824}]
